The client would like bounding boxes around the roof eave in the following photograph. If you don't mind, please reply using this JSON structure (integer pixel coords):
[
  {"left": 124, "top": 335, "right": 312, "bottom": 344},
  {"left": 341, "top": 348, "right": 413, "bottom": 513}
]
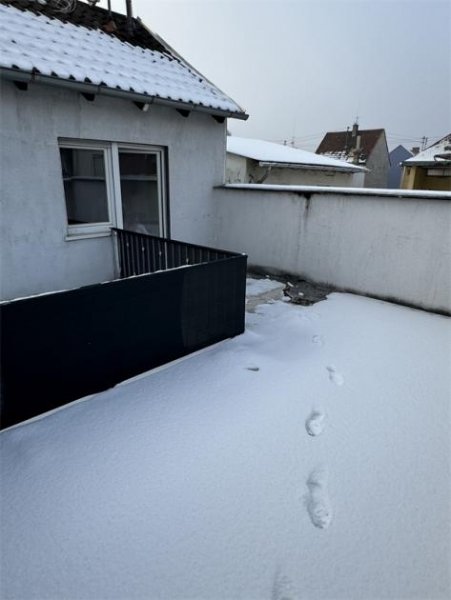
[
  {"left": 257, "top": 160, "right": 367, "bottom": 173},
  {"left": 0, "top": 67, "right": 249, "bottom": 121},
  {"left": 403, "top": 160, "right": 451, "bottom": 168}
]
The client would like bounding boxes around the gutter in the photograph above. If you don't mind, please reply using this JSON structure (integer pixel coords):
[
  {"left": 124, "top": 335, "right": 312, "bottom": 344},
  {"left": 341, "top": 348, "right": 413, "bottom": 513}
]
[
  {"left": 0, "top": 67, "right": 248, "bottom": 121},
  {"left": 136, "top": 17, "right": 248, "bottom": 119},
  {"left": 403, "top": 161, "right": 451, "bottom": 168},
  {"left": 258, "top": 160, "right": 367, "bottom": 173}
]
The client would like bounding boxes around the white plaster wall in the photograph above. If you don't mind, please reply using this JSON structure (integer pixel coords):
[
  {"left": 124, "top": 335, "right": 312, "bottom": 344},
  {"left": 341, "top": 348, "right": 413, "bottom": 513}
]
[
  {"left": 256, "top": 166, "right": 359, "bottom": 187},
  {"left": 225, "top": 153, "right": 364, "bottom": 187},
  {"left": 225, "top": 154, "right": 248, "bottom": 183},
  {"left": 214, "top": 185, "right": 451, "bottom": 313},
  {"left": 365, "top": 134, "right": 390, "bottom": 188},
  {"left": 0, "top": 81, "right": 226, "bottom": 300}
]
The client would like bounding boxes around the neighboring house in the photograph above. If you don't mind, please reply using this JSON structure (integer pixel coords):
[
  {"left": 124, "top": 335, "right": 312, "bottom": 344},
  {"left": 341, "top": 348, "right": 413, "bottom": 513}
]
[
  {"left": 226, "top": 136, "right": 366, "bottom": 187},
  {"left": 0, "top": 0, "right": 247, "bottom": 301},
  {"left": 387, "top": 145, "right": 413, "bottom": 188},
  {"left": 316, "top": 123, "right": 390, "bottom": 188},
  {"left": 401, "top": 134, "right": 451, "bottom": 191},
  {"left": 0, "top": 0, "right": 248, "bottom": 427}
]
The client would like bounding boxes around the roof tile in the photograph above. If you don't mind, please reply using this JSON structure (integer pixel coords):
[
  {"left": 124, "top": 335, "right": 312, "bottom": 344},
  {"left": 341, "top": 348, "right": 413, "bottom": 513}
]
[
  {"left": 0, "top": 0, "right": 246, "bottom": 116},
  {"left": 316, "top": 129, "right": 385, "bottom": 164}
]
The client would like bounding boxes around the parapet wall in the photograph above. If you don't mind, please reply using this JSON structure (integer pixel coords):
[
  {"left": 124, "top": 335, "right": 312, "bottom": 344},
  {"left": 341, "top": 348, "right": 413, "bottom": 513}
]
[{"left": 214, "top": 184, "right": 451, "bottom": 313}]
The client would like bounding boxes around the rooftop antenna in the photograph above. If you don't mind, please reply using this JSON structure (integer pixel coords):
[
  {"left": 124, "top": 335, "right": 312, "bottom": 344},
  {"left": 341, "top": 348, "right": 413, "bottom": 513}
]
[{"left": 345, "top": 126, "right": 350, "bottom": 153}]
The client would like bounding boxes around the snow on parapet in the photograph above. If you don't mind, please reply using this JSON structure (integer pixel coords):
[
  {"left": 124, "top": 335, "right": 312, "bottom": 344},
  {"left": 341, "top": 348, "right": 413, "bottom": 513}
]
[{"left": 0, "top": 2, "right": 246, "bottom": 116}]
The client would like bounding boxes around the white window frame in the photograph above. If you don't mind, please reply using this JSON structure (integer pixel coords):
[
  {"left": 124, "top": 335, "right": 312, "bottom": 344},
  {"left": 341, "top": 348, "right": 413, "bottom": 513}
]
[
  {"left": 60, "top": 140, "right": 115, "bottom": 240},
  {"left": 112, "top": 142, "right": 168, "bottom": 237},
  {"left": 59, "top": 139, "right": 168, "bottom": 240}
]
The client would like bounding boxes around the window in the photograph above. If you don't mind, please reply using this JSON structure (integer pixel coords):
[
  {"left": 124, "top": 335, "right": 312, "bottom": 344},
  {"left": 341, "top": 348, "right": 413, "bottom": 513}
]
[
  {"left": 119, "top": 150, "right": 164, "bottom": 236},
  {"left": 59, "top": 141, "right": 167, "bottom": 239}
]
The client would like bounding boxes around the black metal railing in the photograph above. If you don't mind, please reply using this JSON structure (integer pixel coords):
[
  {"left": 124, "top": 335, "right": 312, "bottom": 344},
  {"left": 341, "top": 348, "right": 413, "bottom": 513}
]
[
  {"left": 1, "top": 228, "right": 247, "bottom": 428},
  {"left": 112, "top": 228, "right": 238, "bottom": 278}
]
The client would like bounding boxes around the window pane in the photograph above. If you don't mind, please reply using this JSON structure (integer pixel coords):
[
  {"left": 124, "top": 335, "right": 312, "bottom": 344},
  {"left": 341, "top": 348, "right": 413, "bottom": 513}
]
[
  {"left": 119, "top": 153, "right": 157, "bottom": 177},
  {"left": 119, "top": 152, "right": 161, "bottom": 236},
  {"left": 60, "top": 148, "right": 109, "bottom": 225}
]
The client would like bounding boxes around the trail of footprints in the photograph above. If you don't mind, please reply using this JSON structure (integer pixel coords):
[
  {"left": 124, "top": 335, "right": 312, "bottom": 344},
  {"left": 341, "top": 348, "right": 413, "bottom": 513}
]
[
  {"left": 268, "top": 334, "right": 342, "bottom": 597},
  {"left": 303, "top": 334, "right": 345, "bottom": 529},
  {"left": 304, "top": 410, "right": 333, "bottom": 530},
  {"left": 244, "top": 332, "right": 342, "bottom": 532}
]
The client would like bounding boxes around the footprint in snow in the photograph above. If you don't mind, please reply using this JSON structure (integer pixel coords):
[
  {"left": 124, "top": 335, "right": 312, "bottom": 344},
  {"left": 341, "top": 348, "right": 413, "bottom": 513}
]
[
  {"left": 305, "top": 410, "right": 326, "bottom": 436},
  {"left": 245, "top": 365, "right": 260, "bottom": 372},
  {"left": 271, "top": 569, "right": 297, "bottom": 600},
  {"left": 306, "top": 468, "right": 333, "bottom": 529},
  {"left": 326, "top": 365, "right": 344, "bottom": 386},
  {"left": 312, "top": 334, "right": 325, "bottom": 346}
]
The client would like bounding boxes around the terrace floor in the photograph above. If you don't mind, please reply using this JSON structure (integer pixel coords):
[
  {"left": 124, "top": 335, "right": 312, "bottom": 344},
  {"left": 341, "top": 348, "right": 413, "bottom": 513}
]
[{"left": 1, "top": 278, "right": 450, "bottom": 599}]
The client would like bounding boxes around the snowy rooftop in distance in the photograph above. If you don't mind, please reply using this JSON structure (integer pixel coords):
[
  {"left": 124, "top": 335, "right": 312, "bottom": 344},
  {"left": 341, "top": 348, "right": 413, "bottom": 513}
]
[
  {"left": 1, "top": 280, "right": 450, "bottom": 599},
  {"left": 0, "top": 2, "right": 245, "bottom": 116},
  {"left": 404, "top": 134, "right": 451, "bottom": 165},
  {"left": 227, "top": 136, "right": 366, "bottom": 172}
]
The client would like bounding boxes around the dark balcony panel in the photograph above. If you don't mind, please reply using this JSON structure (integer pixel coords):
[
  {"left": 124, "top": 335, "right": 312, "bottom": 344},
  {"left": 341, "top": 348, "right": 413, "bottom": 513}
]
[{"left": 0, "top": 233, "right": 247, "bottom": 429}]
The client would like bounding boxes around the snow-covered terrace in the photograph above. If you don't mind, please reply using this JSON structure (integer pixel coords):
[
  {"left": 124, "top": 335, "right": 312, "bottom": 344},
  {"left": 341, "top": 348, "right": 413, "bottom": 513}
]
[{"left": 1, "top": 278, "right": 450, "bottom": 599}]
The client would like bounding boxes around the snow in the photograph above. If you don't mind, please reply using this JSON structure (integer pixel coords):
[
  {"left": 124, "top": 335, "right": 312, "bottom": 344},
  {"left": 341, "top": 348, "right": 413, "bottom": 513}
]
[
  {"left": 0, "top": 3, "right": 244, "bottom": 115},
  {"left": 1, "top": 283, "right": 450, "bottom": 599},
  {"left": 224, "top": 182, "right": 451, "bottom": 199},
  {"left": 227, "top": 136, "right": 366, "bottom": 172},
  {"left": 404, "top": 134, "right": 451, "bottom": 165},
  {"left": 245, "top": 275, "right": 284, "bottom": 296}
]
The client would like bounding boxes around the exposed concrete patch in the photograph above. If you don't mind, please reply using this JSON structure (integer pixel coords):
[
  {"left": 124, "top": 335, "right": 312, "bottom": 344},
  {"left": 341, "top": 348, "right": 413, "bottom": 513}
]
[
  {"left": 247, "top": 271, "right": 331, "bottom": 310},
  {"left": 246, "top": 272, "right": 332, "bottom": 311},
  {"left": 282, "top": 279, "right": 331, "bottom": 306}
]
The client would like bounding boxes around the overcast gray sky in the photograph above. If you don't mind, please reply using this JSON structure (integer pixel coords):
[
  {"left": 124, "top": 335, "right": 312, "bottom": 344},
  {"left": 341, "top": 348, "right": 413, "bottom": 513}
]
[{"left": 106, "top": 0, "right": 451, "bottom": 152}]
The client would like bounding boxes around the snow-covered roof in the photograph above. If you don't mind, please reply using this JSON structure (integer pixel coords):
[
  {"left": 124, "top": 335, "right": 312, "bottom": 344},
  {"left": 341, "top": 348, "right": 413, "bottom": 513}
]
[
  {"left": 227, "top": 136, "right": 366, "bottom": 172},
  {"left": 0, "top": 1, "right": 247, "bottom": 118},
  {"left": 404, "top": 134, "right": 451, "bottom": 165}
]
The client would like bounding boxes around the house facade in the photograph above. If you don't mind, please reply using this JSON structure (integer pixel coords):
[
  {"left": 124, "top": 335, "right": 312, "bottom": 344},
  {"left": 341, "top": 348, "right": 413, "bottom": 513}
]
[
  {"left": 401, "top": 135, "right": 451, "bottom": 191},
  {"left": 0, "top": 0, "right": 247, "bottom": 301},
  {"left": 226, "top": 136, "right": 365, "bottom": 187},
  {"left": 0, "top": 0, "right": 249, "bottom": 427},
  {"left": 316, "top": 123, "right": 390, "bottom": 188}
]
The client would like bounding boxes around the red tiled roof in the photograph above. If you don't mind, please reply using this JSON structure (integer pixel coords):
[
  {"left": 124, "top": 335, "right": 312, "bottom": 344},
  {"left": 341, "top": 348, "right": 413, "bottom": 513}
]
[{"left": 316, "top": 128, "right": 386, "bottom": 163}]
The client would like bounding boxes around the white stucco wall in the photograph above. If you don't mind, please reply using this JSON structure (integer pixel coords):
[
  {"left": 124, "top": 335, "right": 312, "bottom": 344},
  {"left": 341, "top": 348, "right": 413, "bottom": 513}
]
[
  {"left": 254, "top": 165, "right": 361, "bottom": 187},
  {"left": 365, "top": 134, "right": 390, "bottom": 188},
  {"left": 225, "top": 153, "right": 364, "bottom": 187},
  {"left": 225, "top": 153, "right": 249, "bottom": 183},
  {"left": 214, "top": 185, "right": 451, "bottom": 313},
  {"left": 0, "top": 80, "right": 226, "bottom": 300}
]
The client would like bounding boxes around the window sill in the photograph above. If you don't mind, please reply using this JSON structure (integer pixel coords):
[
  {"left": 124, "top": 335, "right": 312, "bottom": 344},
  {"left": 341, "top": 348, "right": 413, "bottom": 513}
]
[{"left": 65, "top": 230, "right": 112, "bottom": 241}]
